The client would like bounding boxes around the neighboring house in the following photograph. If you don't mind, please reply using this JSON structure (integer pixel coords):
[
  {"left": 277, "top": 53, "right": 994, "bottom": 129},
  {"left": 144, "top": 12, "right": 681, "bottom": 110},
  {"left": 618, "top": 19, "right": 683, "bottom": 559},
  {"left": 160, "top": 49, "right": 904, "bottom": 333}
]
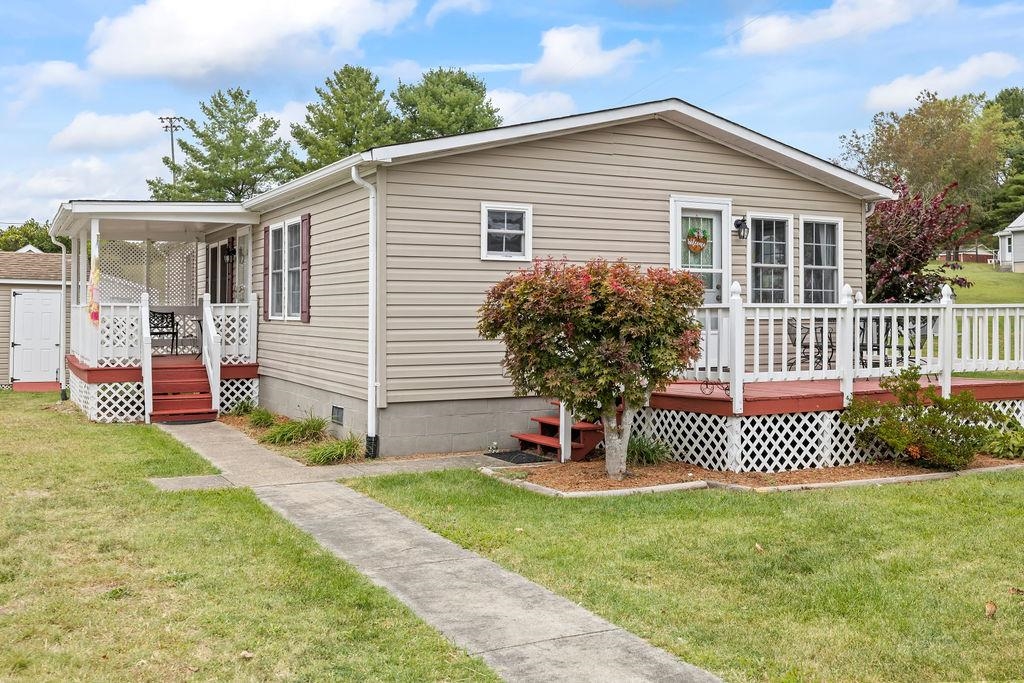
[
  {"left": 995, "top": 211, "right": 1024, "bottom": 271},
  {"left": 15, "top": 244, "right": 44, "bottom": 253},
  {"left": 48, "top": 98, "right": 1024, "bottom": 471},
  {"left": 938, "top": 244, "right": 995, "bottom": 264},
  {"left": 0, "top": 251, "right": 70, "bottom": 391}
]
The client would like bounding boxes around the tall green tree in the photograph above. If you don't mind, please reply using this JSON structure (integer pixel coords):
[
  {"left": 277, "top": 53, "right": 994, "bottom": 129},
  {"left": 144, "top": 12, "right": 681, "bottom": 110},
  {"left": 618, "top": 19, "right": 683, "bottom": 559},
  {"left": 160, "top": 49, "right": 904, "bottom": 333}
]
[
  {"left": 976, "top": 87, "right": 1024, "bottom": 233},
  {"left": 392, "top": 68, "right": 501, "bottom": 141},
  {"left": 0, "top": 219, "right": 67, "bottom": 252},
  {"left": 147, "top": 88, "right": 297, "bottom": 202},
  {"left": 290, "top": 66, "right": 397, "bottom": 173},
  {"left": 839, "top": 91, "right": 1019, "bottom": 209}
]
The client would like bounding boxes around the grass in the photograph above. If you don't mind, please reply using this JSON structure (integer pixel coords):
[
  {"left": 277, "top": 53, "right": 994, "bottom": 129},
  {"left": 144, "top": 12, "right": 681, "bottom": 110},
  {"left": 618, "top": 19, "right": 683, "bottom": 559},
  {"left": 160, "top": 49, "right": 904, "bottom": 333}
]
[
  {"left": 0, "top": 393, "right": 496, "bottom": 681},
  {"left": 350, "top": 469, "right": 1024, "bottom": 683},
  {"left": 952, "top": 261, "right": 1024, "bottom": 304}
]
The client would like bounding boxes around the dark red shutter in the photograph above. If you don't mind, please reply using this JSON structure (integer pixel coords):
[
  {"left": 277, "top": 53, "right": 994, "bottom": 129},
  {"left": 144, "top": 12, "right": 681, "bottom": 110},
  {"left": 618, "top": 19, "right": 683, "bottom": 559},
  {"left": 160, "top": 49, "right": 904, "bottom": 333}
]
[
  {"left": 262, "top": 224, "right": 270, "bottom": 321},
  {"left": 300, "top": 213, "right": 311, "bottom": 323}
]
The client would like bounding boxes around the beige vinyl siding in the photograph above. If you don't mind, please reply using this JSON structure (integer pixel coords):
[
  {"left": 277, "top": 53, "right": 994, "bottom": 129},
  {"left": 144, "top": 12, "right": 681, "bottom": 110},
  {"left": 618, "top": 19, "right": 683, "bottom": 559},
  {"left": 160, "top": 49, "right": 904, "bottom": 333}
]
[
  {"left": 383, "top": 118, "right": 867, "bottom": 403},
  {"left": 1, "top": 283, "right": 70, "bottom": 385},
  {"left": 253, "top": 182, "right": 370, "bottom": 401}
]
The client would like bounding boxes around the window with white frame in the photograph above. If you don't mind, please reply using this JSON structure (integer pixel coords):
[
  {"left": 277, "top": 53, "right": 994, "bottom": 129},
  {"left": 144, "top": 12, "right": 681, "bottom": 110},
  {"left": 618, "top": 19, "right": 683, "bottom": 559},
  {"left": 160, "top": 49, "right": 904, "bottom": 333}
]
[
  {"left": 750, "top": 216, "right": 789, "bottom": 303},
  {"left": 269, "top": 218, "right": 302, "bottom": 319},
  {"left": 481, "top": 203, "right": 532, "bottom": 261},
  {"left": 802, "top": 219, "right": 840, "bottom": 303}
]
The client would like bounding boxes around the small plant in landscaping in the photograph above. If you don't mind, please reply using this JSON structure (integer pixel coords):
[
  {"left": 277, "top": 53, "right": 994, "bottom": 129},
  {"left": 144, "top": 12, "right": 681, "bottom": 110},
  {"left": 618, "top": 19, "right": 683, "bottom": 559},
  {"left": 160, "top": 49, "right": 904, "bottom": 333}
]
[
  {"left": 261, "top": 414, "right": 329, "bottom": 445},
  {"left": 248, "top": 407, "right": 275, "bottom": 429},
  {"left": 985, "top": 426, "right": 1024, "bottom": 459},
  {"left": 306, "top": 433, "right": 364, "bottom": 465},
  {"left": 227, "top": 399, "right": 255, "bottom": 416},
  {"left": 626, "top": 434, "right": 671, "bottom": 467},
  {"left": 843, "top": 366, "right": 1001, "bottom": 470}
]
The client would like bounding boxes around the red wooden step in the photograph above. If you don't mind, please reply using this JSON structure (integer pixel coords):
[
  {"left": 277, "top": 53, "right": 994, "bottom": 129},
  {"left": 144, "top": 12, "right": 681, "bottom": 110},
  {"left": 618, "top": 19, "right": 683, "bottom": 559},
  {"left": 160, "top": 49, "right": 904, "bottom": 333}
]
[
  {"left": 153, "top": 379, "right": 210, "bottom": 395},
  {"left": 530, "top": 415, "right": 603, "bottom": 431},
  {"left": 153, "top": 393, "right": 212, "bottom": 412},
  {"left": 512, "top": 432, "right": 563, "bottom": 450},
  {"left": 152, "top": 367, "right": 208, "bottom": 380},
  {"left": 150, "top": 409, "right": 218, "bottom": 424}
]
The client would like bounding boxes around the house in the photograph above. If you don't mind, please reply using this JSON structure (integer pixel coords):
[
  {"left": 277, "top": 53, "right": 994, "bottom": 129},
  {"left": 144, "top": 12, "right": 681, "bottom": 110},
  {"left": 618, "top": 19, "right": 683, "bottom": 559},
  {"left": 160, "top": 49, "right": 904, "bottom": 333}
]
[
  {"left": 995, "top": 211, "right": 1024, "bottom": 271},
  {"left": 0, "top": 250, "right": 70, "bottom": 391},
  {"left": 937, "top": 243, "right": 995, "bottom": 264},
  {"left": 48, "top": 98, "right": 1024, "bottom": 471}
]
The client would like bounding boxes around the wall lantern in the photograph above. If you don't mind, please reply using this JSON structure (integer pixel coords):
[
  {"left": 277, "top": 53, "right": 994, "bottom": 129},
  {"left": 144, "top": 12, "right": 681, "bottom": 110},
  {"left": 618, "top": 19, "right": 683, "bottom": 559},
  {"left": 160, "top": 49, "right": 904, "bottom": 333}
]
[
  {"left": 733, "top": 218, "right": 750, "bottom": 240},
  {"left": 223, "top": 245, "right": 237, "bottom": 264}
]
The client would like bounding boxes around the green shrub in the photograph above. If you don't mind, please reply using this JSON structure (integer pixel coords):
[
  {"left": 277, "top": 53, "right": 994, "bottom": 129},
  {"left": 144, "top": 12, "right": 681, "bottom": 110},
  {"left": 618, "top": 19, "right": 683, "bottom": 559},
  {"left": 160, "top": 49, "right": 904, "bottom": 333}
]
[
  {"left": 261, "top": 415, "right": 328, "bottom": 445},
  {"left": 306, "top": 433, "right": 364, "bottom": 465},
  {"left": 248, "top": 407, "right": 275, "bottom": 429},
  {"left": 627, "top": 434, "right": 671, "bottom": 466},
  {"left": 986, "top": 427, "right": 1024, "bottom": 459},
  {"left": 843, "top": 367, "right": 1001, "bottom": 470},
  {"left": 227, "top": 399, "right": 255, "bottom": 416}
]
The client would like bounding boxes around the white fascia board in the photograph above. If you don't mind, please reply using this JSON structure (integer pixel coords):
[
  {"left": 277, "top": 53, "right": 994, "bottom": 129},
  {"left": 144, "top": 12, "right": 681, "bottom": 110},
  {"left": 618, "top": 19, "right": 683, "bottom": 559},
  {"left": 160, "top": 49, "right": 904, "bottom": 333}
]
[
  {"left": 243, "top": 152, "right": 370, "bottom": 212},
  {"left": 0, "top": 279, "right": 67, "bottom": 285}
]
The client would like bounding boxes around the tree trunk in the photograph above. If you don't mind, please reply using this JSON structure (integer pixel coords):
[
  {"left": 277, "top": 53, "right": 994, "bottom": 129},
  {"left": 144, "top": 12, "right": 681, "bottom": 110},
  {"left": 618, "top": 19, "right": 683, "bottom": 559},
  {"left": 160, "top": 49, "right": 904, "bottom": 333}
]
[{"left": 602, "top": 403, "right": 636, "bottom": 480}]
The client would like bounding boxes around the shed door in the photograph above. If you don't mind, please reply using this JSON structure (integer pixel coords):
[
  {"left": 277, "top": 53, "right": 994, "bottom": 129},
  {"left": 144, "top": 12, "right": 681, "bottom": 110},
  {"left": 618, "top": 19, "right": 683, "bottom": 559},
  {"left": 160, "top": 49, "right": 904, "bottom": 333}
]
[{"left": 11, "top": 290, "right": 62, "bottom": 382}]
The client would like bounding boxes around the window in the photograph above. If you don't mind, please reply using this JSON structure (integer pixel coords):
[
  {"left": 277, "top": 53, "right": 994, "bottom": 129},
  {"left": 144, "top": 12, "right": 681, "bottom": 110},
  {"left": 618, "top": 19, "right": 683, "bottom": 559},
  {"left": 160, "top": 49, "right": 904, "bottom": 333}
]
[
  {"left": 1009, "top": 236, "right": 1013, "bottom": 255},
  {"left": 481, "top": 203, "right": 532, "bottom": 261},
  {"left": 749, "top": 216, "right": 790, "bottom": 303},
  {"left": 802, "top": 218, "right": 841, "bottom": 303},
  {"left": 269, "top": 218, "right": 302, "bottom": 320}
]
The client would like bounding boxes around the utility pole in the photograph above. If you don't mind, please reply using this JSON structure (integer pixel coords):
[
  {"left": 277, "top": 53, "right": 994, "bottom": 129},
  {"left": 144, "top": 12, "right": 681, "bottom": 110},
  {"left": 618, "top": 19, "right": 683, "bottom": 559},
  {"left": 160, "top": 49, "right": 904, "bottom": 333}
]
[{"left": 158, "top": 115, "right": 184, "bottom": 184}]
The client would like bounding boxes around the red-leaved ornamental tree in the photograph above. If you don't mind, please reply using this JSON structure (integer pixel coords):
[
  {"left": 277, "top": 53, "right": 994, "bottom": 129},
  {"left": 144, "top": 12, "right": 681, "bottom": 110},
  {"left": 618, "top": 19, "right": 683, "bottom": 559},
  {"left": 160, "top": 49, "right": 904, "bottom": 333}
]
[
  {"left": 867, "top": 178, "right": 973, "bottom": 302},
  {"left": 478, "top": 259, "right": 704, "bottom": 479}
]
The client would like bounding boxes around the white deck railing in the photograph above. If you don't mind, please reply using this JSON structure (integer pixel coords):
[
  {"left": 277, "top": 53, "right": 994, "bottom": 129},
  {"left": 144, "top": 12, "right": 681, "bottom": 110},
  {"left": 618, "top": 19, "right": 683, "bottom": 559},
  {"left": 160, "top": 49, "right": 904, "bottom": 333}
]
[
  {"left": 201, "top": 294, "right": 222, "bottom": 411},
  {"left": 683, "top": 282, "right": 1024, "bottom": 414},
  {"left": 71, "top": 303, "right": 143, "bottom": 368},
  {"left": 140, "top": 294, "right": 154, "bottom": 423}
]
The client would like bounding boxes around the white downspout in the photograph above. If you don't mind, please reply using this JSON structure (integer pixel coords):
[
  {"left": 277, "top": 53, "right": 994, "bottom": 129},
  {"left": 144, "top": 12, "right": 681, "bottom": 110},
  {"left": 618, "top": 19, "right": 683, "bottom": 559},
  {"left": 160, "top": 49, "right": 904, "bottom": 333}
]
[
  {"left": 49, "top": 232, "right": 68, "bottom": 400},
  {"left": 351, "top": 165, "right": 380, "bottom": 457}
]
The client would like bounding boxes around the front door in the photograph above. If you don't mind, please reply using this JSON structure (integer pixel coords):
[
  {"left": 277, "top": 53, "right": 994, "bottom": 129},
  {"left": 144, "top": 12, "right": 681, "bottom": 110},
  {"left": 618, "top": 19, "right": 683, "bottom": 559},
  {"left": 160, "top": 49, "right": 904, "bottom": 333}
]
[
  {"left": 11, "top": 290, "right": 62, "bottom": 383},
  {"left": 671, "top": 197, "right": 732, "bottom": 371}
]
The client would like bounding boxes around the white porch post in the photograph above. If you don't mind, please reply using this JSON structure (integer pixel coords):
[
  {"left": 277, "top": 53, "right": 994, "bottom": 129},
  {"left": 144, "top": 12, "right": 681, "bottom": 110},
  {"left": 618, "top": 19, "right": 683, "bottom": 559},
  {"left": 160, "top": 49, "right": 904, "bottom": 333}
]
[
  {"left": 89, "top": 219, "right": 101, "bottom": 365},
  {"left": 940, "top": 284, "right": 954, "bottom": 398},
  {"left": 144, "top": 239, "right": 151, "bottom": 296},
  {"left": 728, "top": 281, "right": 744, "bottom": 415},
  {"left": 838, "top": 283, "right": 855, "bottom": 405},
  {"left": 77, "top": 233, "right": 88, "bottom": 305},
  {"left": 248, "top": 296, "right": 259, "bottom": 363},
  {"left": 70, "top": 235, "right": 79, "bottom": 306},
  {"left": 558, "top": 402, "right": 572, "bottom": 464}
]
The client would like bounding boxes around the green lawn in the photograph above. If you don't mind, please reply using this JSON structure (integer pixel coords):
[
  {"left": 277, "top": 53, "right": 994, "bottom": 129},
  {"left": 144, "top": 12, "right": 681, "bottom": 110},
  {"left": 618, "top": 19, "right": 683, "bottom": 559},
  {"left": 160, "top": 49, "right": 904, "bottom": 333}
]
[
  {"left": 951, "top": 261, "right": 1024, "bottom": 304},
  {"left": 0, "top": 392, "right": 496, "bottom": 681},
  {"left": 351, "top": 469, "right": 1024, "bottom": 683}
]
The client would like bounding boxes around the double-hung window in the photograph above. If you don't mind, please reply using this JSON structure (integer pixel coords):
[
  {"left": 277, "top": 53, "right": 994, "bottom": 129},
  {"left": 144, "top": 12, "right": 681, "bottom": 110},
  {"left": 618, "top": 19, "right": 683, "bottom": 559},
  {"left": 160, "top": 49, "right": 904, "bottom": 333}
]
[
  {"left": 749, "top": 216, "right": 790, "bottom": 303},
  {"left": 269, "top": 217, "right": 303, "bottom": 320},
  {"left": 802, "top": 218, "right": 841, "bottom": 303},
  {"left": 481, "top": 203, "right": 532, "bottom": 261}
]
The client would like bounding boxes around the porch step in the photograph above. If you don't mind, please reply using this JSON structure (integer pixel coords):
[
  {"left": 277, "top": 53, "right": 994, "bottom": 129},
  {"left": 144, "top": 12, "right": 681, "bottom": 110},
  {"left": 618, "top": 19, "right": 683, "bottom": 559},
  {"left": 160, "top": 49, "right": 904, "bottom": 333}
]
[
  {"left": 150, "top": 408, "right": 218, "bottom": 424},
  {"left": 512, "top": 432, "right": 562, "bottom": 450},
  {"left": 152, "top": 379, "right": 210, "bottom": 394},
  {"left": 531, "top": 415, "right": 603, "bottom": 431},
  {"left": 153, "top": 392, "right": 213, "bottom": 412},
  {"left": 151, "top": 366, "right": 208, "bottom": 380}
]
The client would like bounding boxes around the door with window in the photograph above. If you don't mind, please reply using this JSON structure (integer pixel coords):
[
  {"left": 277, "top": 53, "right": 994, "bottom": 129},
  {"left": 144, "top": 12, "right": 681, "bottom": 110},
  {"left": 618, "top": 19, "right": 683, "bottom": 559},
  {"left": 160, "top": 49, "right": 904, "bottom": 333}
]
[
  {"left": 671, "top": 197, "right": 730, "bottom": 370},
  {"left": 207, "top": 240, "right": 234, "bottom": 304}
]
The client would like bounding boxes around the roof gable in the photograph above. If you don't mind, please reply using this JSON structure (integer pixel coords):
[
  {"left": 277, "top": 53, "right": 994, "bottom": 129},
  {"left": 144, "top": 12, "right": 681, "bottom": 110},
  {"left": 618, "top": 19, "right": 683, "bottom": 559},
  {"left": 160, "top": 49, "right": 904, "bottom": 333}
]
[{"left": 0, "top": 251, "right": 70, "bottom": 281}]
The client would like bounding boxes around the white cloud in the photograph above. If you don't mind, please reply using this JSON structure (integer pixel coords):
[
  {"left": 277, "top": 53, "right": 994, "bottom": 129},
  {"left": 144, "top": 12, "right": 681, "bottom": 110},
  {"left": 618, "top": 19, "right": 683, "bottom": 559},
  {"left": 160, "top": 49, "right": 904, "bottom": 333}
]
[
  {"left": 736, "top": 0, "right": 955, "bottom": 55},
  {"left": 488, "top": 89, "right": 576, "bottom": 124},
  {"left": 464, "top": 62, "right": 533, "bottom": 73},
  {"left": 522, "top": 25, "right": 652, "bottom": 84},
  {"left": 3, "top": 60, "right": 95, "bottom": 113},
  {"left": 0, "top": 144, "right": 167, "bottom": 221},
  {"left": 264, "top": 100, "right": 310, "bottom": 147},
  {"left": 866, "top": 51, "right": 1023, "bottom": 110},
  {"left": 425, "top": 0, "right": 487, "bottom": 26},
  {"left": 376, "top": 59, "right": 426, "bottom": 82},
  {"left": 86, "top": 0, "right": 417, "bottom": 79},
  {"left": 49, "top": 110, "right": 169, "bottom": 152}
]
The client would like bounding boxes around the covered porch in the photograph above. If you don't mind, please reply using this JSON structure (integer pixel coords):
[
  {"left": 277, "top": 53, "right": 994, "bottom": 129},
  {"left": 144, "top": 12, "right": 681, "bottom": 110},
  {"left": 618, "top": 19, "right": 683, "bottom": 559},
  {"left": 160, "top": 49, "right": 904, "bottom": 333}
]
[{"left": 51, "top": 201, "right": 262, "bottom": 423}]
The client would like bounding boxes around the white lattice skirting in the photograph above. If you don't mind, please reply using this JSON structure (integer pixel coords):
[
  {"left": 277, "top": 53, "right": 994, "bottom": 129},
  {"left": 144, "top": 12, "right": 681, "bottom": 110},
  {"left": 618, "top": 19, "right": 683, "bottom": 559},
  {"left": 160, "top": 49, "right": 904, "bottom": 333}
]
[
  {"left": 69, "top": 372, "right": 145, "bottom": 423},
  {"left": 634, "top": 399, "right": 1024, "bottom": 473},
  {"left": 68, "top": 374, "right": 260, "bottom": 422}
]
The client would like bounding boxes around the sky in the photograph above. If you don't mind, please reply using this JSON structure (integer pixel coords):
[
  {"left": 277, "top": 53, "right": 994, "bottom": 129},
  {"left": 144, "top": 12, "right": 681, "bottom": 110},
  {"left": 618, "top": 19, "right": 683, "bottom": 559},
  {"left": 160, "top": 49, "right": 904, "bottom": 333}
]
[{"left": 1, "top": 0, "right": 1023, "bottom": 224}]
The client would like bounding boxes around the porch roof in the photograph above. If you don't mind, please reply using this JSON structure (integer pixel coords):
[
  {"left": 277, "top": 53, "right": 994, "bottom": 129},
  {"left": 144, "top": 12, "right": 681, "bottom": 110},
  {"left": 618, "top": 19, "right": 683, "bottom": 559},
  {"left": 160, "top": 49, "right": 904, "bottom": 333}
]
[{"left": 50, "top": 200, "right": 260, "bottom": 241}]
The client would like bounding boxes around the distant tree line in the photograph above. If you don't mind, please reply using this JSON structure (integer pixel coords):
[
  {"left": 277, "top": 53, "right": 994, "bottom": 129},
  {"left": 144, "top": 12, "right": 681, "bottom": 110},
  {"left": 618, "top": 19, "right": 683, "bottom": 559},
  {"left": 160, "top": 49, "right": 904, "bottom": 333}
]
[{"left": 147, "top": 67, "right": 501, "bottom": 202}]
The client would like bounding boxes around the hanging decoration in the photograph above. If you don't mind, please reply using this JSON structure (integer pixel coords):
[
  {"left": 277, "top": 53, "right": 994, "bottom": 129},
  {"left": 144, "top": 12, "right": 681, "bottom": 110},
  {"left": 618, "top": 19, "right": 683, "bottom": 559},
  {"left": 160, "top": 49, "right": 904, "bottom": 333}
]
[
  {"left": 88, "top": 257, "right": 101, "bottom": 327},
  {"left": 686, "top": 224, "right": 710, "bottom": 253}
]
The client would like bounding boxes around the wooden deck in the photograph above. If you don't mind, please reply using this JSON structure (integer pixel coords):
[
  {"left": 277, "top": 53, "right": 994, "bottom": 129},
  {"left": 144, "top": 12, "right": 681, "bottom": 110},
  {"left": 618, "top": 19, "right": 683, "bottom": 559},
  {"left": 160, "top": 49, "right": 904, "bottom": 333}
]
[{"left": 650, "top": 377, "right": 1024, "bottom": 416}]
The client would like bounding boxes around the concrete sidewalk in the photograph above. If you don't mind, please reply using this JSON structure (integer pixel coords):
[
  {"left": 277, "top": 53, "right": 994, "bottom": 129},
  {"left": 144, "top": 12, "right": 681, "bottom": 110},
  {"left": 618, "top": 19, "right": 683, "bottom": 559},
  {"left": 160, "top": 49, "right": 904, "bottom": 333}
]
[{"left": 154, "top": 422, "right": 720, "bottom": 683}]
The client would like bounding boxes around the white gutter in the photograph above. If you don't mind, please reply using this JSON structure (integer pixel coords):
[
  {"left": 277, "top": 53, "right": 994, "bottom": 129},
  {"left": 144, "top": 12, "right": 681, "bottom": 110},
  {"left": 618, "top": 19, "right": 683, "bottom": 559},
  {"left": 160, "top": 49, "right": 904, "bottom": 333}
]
[
  {"left": 49, "top": 234, "right": 68, "bottom": 399},
  {"left": 350, "top": 165, "right": 380, "bottom": 457}
]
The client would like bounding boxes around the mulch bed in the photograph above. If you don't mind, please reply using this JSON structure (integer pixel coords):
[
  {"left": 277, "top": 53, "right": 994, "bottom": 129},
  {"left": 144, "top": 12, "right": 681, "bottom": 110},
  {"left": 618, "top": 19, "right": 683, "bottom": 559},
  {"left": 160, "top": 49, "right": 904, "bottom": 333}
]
[{"left": 500, "top": 455, "right": 1023, "bottom": 493}]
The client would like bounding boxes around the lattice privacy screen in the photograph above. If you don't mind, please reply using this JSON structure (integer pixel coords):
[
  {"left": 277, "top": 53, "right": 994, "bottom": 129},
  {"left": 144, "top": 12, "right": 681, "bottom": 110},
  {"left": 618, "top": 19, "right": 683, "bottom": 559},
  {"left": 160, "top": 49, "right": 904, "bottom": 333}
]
[
  {"left": 219, "top": 378, "right": 259, "bottom": 413},
  {"left": 100, "top": 240, "right": 197, "bottom": 305},
  {"left": 69, "top": 373, "right": 145, "bottom": 423}
]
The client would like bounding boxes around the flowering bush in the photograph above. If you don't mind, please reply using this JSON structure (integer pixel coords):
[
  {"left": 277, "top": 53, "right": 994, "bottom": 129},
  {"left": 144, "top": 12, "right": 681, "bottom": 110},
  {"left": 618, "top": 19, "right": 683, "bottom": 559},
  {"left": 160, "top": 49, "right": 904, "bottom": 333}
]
[
  {"left": 866, "top": 178, "right": 973, "bottom": 303},
  {"left": 478, "top": 258, "right": 704, "bottom": 479}
]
